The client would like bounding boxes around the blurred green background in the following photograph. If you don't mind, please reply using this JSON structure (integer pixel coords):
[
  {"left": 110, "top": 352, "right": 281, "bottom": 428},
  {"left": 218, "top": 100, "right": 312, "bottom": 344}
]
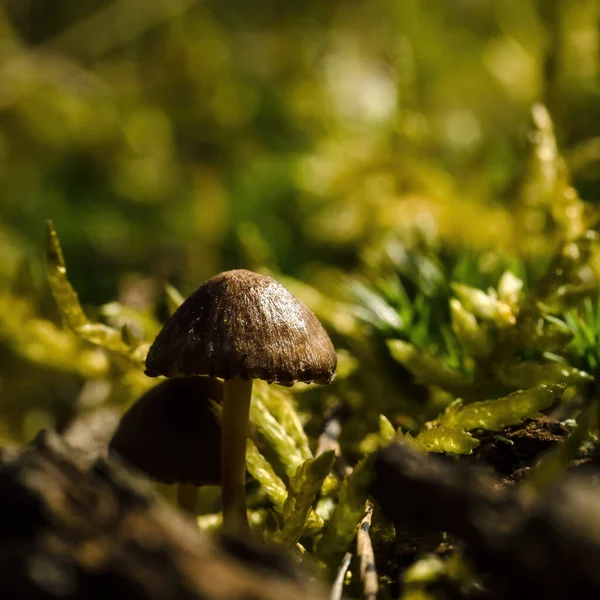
[{"left": 1, "top": 0, "right": 599, "bottom": 444}]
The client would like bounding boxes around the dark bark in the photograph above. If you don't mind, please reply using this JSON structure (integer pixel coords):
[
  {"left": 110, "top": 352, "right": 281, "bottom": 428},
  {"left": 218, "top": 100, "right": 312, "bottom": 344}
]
[
  {"left": 0, "top": 430, "right": 325, "bottom": 600},
  {"left": 372, "top": 441, "right": 600, "bottom": 599}
]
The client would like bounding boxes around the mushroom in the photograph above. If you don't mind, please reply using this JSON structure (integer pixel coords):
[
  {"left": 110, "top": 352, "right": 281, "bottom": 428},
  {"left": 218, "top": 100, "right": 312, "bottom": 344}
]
[
  {"left": 109, "top": 376, "right": 223, "bottom": 513},
  {"left": 145, "top": 269, "right": 337, "bottom": 531}
]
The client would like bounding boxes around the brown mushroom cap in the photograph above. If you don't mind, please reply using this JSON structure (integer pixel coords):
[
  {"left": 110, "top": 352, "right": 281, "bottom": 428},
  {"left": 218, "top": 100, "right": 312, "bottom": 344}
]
[
  {"left": 109, "top": 377, "right": 222, "bottom": 486},
  {"left": 145, "top": 269, "right": 337, "bottom": 386}
]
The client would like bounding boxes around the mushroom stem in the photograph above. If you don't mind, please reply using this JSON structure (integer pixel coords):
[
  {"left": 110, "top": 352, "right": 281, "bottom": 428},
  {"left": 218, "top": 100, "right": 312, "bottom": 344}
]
[
  {"left": 177, "top": 484, "right": 198, "bottom": 515},
  {"left": 221, "top": 377, "right": 253, "bottom": 531}
]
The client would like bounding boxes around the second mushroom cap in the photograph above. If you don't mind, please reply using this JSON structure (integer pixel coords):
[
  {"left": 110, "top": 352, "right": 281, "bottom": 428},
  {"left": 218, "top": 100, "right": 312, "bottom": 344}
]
[{"left": 109, "top": 376, "right": 223, "bottom": 486}]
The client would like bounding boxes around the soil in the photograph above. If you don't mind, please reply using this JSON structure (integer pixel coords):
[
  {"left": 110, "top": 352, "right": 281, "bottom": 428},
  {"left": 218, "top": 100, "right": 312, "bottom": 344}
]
[{"left": 471, "top": 417, "right": 568, "bottom": 474}]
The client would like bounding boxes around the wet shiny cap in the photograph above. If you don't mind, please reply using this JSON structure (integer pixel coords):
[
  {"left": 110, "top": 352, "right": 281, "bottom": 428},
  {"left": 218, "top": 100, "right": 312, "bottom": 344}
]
[
  {"left": 109, "top": 377, "right": 222, "bottom": 486},
  {"left": 145, "top": 269, "right": 337, "bottom": 386}
]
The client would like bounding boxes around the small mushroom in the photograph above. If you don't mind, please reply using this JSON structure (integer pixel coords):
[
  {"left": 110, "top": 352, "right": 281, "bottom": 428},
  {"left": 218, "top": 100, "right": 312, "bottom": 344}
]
[
  {"left": 145, "top": 269, "right": 337, "bottom": 531},
  {"left": 109, "top": 376, "right": 223, "bottom": 512}
]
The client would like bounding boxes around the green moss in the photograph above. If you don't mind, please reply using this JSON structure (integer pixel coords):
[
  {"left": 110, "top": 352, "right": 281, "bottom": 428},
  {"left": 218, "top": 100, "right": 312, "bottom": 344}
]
[
  {"left": 410, "top": 426, "right": 479, "bottom": 455},
  {"left": 273, "top": 451, "right": 335, "bottom": 547},
  {"left": 46, "top": 221, "right": 143, "bottom": 363},
  {"left": 440, "top": 382, "right": 567, "bottom": 432},
  {"left": 317, "top": 454, "right": 375, "bottom": 570}
]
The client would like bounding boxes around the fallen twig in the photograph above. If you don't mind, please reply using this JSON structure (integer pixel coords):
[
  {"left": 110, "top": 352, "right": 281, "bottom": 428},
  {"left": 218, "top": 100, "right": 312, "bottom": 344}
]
[
  {"left": 317, "top": 401, "right": 352, "bottom": 478},
  {"left": 356, "top": 502, "right": 378, "bottom": 600},
  {"left": 330, "top": 552, "right": 352, "bottom": 600}
]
